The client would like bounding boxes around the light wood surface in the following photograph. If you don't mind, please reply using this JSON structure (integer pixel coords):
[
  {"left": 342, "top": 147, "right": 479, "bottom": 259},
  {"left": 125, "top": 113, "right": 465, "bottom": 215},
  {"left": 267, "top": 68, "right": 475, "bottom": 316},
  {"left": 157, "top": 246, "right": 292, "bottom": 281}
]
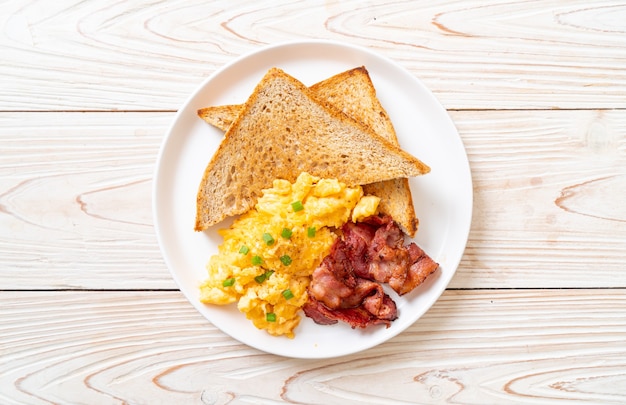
[{"left": 2, "top": 1, "right": 625, "bottom": 404}]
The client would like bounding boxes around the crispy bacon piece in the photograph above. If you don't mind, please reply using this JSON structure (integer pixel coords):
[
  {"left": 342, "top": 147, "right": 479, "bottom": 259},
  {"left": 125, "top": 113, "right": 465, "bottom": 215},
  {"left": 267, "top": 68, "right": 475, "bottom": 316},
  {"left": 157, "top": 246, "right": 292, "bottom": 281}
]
[
  {"left": 403, "top": 243, "right": 440, "bottom": 295},
  {"left": 343, "top": 215, "right": 439, "bottom": 295},
  {"left": 305, "top": 240, "right": 398, "bottom": 328},
  {"left": 304, "top": 214, "right": 438, "bottom": 329},
  {"left": 303, "top": 291, "right": 397, "bottom": 329}
]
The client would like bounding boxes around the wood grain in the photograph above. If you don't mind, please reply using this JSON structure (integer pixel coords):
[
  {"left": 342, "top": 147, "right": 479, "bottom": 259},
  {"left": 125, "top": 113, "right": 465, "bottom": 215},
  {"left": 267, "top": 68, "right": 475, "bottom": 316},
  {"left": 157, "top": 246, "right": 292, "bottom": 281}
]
[
  {"left": 450, "top": 109, "right": 626, "bottom": 289},
  {"left": 0, "top": 112, "right": 174, "bottom": 289},
  {"left": 1, "top": 110, "right": 624, "bottom": 290},
  {"left": 1, "top": 1, "right": 625, "bottom": 111},
  {"left": 1, "top": 289, "right": 625, "bottom": 404},
  {"left": 2, "top": 2, "right": 625, "bottom": 403}
]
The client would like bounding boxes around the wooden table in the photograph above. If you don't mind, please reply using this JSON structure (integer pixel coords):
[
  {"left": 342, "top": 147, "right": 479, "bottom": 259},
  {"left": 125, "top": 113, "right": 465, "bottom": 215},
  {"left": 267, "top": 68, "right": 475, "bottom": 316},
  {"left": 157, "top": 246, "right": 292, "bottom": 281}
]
[{"left": 2, "top": 1, "right": 625, "bottom": 403}]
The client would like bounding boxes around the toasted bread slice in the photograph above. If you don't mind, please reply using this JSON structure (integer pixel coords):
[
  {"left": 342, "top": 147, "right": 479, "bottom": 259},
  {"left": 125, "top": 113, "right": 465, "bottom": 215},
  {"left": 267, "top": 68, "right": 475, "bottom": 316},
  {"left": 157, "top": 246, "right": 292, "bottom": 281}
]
[
  {"left": 194, "top": 67, "right": 430, "bottom": 231},
  {"left": 310, "top": 67, "right": 419, "bottom": 236},
  {"left": 198, "top": 67, "right": 420, "bottom": 236},
  {"left": 197, "top": 104, "right": 241, "bottom": 132}
]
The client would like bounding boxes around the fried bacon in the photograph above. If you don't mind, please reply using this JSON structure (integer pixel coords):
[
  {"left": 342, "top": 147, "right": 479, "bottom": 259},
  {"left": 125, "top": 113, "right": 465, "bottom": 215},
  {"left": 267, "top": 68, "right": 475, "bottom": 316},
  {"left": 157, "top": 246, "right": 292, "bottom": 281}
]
[
  {"left": 304, "top": 238, "right": 398, "bottom": 327},
  {"left": 303, "top": 214, "right": 439, "bottom": 329},
  {"left": 343, "top": 215, "right": 439, "bottom": 295},
  {"left": 303, "top": 290, "right": 397, "bottom": 329}
]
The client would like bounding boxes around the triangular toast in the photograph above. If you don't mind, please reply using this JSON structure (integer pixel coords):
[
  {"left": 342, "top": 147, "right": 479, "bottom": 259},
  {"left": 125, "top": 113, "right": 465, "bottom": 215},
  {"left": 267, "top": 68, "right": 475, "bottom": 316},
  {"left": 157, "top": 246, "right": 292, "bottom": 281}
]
[
  {"left": 198, "top": 104, "right": 241, "bottom": 132},
  {"left": 198, "top": 67, "right": 420, "bottom": 236},
  {"left": 195, "top": 67, "right": 430, "bottom": 231}
]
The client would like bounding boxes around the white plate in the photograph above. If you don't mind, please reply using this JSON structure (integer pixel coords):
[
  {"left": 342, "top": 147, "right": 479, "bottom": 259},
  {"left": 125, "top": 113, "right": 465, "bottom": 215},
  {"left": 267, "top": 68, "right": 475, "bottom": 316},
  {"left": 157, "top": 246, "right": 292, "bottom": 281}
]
[{"left": 153, "top": 40, "right": 472, "bottom": 359}]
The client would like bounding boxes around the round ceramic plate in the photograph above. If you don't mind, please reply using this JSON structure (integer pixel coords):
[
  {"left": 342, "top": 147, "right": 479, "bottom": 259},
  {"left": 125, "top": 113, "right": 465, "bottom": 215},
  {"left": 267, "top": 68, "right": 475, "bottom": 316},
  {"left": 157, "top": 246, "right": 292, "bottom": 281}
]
[{"left": 153, "top": 40, "right": 472, "bottom": 359}]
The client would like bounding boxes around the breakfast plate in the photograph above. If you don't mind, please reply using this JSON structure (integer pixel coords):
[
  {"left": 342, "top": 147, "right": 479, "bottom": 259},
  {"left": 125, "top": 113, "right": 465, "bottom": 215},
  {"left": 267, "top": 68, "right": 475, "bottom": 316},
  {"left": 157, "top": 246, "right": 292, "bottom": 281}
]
[{"left": 153, "top": 40, "right": 472, "bottom": 359}]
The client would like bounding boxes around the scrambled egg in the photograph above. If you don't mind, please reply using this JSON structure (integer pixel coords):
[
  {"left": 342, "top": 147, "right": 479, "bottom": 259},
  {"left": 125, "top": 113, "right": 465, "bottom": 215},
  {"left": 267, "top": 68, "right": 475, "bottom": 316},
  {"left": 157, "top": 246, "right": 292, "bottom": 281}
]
[{"left": 199, "top": 172, "right": 379, "bottom": 338}]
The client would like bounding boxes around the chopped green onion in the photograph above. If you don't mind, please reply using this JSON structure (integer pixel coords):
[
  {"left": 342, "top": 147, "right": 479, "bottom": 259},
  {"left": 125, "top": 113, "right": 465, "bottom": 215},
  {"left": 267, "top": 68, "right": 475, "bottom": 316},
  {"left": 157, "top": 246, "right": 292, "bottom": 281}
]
[
  {"left": 282, "top": 289, "right": 294, "bottom": 300},
  {"left": 262, "top": 233, "right": 275, "bottom": 246},
  {"left": 281, "top": 228, "right": 293, "bottom": 239},
  {"left": 266, "top": 312, "right": 277, "bottom": 322},
  {"left": 280, "top": 255, "right": 292, "bottom": 266},
  {"left": 251, "top": 255, "right": 263, "bottom": 266},
  {"left": 238, "top": 245, "right": 250, "bottom": 255},
  {"left": 291, "top": 200, "right": 304, "bottom": 212},
  {"left": 254, "top": 269, "right": 274, "bottom": 284},
  {"left": 307, "top": 227, "right": 316, "bottom": 238},
  {"left": 222, "top": 277, "right": 235, "bottom": 287}
]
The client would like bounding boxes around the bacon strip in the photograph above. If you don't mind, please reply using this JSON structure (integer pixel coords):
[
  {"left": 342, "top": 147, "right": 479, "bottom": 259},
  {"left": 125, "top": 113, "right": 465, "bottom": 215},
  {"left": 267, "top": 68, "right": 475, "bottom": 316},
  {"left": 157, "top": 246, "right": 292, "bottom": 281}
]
[
  {"left": 303, "top": 291, "right": 397, "bottom": 329},
  {"left": 304, "top": 214, "right": 438, "bottom": 329},
  {"left": 342, "top": 215, "right": 439, "bottom": 295}
]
